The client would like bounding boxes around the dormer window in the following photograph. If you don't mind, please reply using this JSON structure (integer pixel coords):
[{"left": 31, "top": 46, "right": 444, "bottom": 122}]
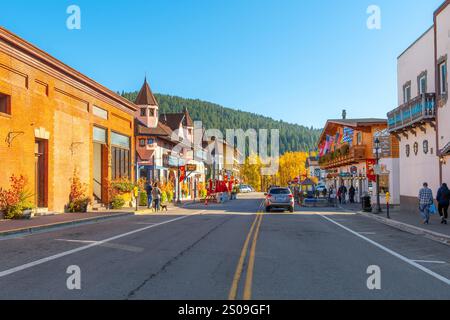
[
  {"left": 140, "top": 108, "right": 147, "bottom": 117},
  {"left": 150, "top": 108, "right": 155, "bottom": 117}
]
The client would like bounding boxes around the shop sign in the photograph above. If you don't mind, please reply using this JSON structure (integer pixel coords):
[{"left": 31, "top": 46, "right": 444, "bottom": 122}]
[{"left": 366, "top": 159, "right": 376, "bottom": 182}]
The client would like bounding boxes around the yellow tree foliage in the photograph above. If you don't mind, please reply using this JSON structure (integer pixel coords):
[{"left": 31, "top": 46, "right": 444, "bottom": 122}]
[
  {"left": 240, "top": 154, "right": 262, "bottom": 192},
  {"left": 277, "top": 152, "right": 309, "bottom": 186}
]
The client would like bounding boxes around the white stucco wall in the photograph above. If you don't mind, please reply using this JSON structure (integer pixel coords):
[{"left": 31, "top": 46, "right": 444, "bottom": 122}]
[
  {"left": 436, "top": 4, "right": 450, "bottom": 151},
  {"left": 398, "top": 125, "right": 440, "bottom": 197},
  {"left": 397, "top": 27, "right": 435, "bottom": 106}
]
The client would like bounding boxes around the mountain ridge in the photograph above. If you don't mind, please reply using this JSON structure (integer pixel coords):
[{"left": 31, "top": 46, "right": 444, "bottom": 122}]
[{"left": 121, "top": 91, "right": 321, "bottom": 154}]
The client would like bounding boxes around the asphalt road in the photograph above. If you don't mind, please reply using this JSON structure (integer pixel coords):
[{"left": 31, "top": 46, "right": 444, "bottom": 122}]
[{"left": 0, "top": 193, "right": 449, "bottom": 300}]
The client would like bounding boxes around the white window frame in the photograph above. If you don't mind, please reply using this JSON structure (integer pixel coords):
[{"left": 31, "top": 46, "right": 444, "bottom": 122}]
[
  {"left": 419, "top": 75, "right": 427, "bottom": 95},
  {"left": 440, "top": 62, "right": 447, "bottom": 95},
  {"left": 404, "top": 85, "right": 411, "bottom": 103}
]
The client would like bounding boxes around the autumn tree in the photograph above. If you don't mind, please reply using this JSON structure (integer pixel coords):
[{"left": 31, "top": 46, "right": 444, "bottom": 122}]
[
  {"left": 277, "top": 152, "right": 309, "bottom": 186},
  {"left": 240, "top": 154, "right": 262, "bottom": 192}
]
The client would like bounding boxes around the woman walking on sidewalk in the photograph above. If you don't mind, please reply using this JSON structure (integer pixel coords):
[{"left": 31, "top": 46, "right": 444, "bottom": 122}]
[
  {"left": 437, "top": 183, "right": 450, "bottom": 225},
  {"left": 152, "top": 182, "right": 162, "bottom": 212}
]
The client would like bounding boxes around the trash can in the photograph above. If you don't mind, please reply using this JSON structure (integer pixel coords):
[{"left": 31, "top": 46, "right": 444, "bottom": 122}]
[{"left": 362, "top": 194, "right": 372, "bottom": 212}]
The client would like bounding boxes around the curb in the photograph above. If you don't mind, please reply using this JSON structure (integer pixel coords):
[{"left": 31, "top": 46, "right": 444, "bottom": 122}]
[
  {"left": 337, "top": 205, "right": 450, "bottom": 245},
  {"left": 0, "top": 212, "right": 134, "bottom": 238}
]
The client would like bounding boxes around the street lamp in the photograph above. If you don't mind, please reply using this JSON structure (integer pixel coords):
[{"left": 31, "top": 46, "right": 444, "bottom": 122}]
[
  {"left": 374, "top": 137, "right": 382, "bottom": 213},
  {"left": 177, "top": 150, "right": 184, "bottom": 205}
]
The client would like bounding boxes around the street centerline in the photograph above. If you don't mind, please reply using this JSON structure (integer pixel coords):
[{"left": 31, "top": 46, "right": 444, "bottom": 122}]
[{"left": 228, "top": 214, "right": 261, "bottom": 300}]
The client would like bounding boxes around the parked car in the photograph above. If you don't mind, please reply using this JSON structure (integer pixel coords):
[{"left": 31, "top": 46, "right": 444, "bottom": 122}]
[
  {"left": 239, "top": 185, "right": 253, "bottom": 193},
  {"left": 264, "top": 187, "right": 295, "bottom": 213},
  {"left": 316, "top": 184, "right": 327, "bottom": 193}
]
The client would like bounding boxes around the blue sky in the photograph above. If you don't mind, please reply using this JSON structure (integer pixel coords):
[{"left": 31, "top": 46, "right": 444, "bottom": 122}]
[{"left": 0, "top": 0, "right": 444, "bottom": 128}]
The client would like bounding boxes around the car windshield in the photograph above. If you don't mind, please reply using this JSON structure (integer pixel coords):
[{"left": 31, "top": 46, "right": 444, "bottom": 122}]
[{"left": 270, "top": 188, "right": 291, "bottom": 195}]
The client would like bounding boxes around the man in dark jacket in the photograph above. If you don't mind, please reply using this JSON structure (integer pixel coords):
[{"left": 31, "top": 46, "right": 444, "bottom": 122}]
[
  {"left": 349, "top": 185, "right": 356, "bottom": 204},
  {"left": 437, "top": 183, "right": 450, "bottom": 225}
]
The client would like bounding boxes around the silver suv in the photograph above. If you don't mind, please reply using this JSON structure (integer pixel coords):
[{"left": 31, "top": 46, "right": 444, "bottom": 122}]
[{"left": 264, "top": 187, "right": 295, "bottom": 213}]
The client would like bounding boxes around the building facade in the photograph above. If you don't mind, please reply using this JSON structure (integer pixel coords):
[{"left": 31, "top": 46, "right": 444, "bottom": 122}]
[
  {"left": 387, "top": 26, "right": 440, "bottom": 211},
  {"left": 318, "top": 119, "right": 399, "bottom": 204},
  {"left": 387, "top": 0, "right": 449, "bottom": 211},
  {"left": 134, "top": 79, "right": 206, "bottom": 200},
  {"left": 435, "top": 1, "right": 450, "bottom": 185},
  {"left": 0, "top": 27, "right": 136, "bottom": 213}
]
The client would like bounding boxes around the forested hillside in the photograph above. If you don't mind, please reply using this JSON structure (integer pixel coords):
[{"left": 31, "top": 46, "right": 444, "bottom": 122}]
[{"left": 121, "top": 91, "right": 321, "bottom": 154}]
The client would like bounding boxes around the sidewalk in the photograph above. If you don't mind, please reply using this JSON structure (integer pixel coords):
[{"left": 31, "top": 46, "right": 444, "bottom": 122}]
[
  {"left": 339, "top": 201, "right": 450, "bottom": 243},
  {"left": 0, "top": 211, "right": 134, "bottom": 238}
]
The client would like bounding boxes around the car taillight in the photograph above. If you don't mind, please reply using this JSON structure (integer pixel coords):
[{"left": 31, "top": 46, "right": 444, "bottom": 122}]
[
  {"left": 267, "top": 194, "right": 272, "bottom": 199},
  {"left": 289, "top": 194, "right": 294, "bottom": 199}
]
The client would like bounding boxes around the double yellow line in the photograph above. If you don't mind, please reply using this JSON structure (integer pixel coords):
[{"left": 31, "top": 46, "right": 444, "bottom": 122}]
[{"left": 228, "top": 211, "right": 264, "bottom": 300}]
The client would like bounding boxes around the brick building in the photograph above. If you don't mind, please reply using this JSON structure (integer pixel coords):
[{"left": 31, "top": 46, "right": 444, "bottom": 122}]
[{"left": 0, "top": 27, "right": 136, "bottom": 213}]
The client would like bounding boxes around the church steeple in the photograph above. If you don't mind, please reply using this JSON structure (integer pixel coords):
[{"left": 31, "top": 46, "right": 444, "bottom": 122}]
[
  {"left": 135, "top": 77, "right": 158, "bottom": 106},
  {"left": 135, "top": 77, "right": 159, "bottom": 128}
]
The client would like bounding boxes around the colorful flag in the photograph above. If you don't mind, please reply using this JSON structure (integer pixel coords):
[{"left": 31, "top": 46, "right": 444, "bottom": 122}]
[{"left": 342, "top": 127, "right": 354, "bottom": 143}]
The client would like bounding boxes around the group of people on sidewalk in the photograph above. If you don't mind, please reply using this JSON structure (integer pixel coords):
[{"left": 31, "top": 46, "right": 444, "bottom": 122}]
[
  {"left": 418, "top": 182, "right": 450, "bottom": 225},
  {"left": 145, "top": 182, "right": 163, "bottom": 212},
  {"left": 329, "top": 184, "right": 357, "bottom": 205}
]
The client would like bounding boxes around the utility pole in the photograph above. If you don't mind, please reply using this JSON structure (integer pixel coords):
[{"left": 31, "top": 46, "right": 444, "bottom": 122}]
[{"left": 374, "top": 138, "right": 382, "bottom": 213}]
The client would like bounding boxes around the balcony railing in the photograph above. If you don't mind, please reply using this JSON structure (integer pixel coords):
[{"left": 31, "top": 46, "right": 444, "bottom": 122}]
[
  {"left": 319, "top": 145, "right": 366, "bottom": 169},
  {"left": 387, "top": 93, "right": 436, "bottom": 132}
]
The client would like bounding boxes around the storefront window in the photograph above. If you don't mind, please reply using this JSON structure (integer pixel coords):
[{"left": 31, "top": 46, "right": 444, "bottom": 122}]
[
  {"left": 111, "top": 132, "right": 131, "bottom": 180},
  {"left": 93, "top": 126, "right": 107, "bottom": 144}
]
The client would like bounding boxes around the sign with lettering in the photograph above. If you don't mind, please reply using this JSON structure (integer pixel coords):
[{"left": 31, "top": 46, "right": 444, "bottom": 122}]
[
  {"left": 366, "top": 159, "right": 376, "bottom": 182},
  {"left": 186, "top": 164, "right": 197, "bottom": 172}
]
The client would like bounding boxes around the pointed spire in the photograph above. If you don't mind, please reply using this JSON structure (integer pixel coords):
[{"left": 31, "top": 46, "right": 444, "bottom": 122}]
[{"left": 135, "top": 77, "right": 158, "bottom": 106}]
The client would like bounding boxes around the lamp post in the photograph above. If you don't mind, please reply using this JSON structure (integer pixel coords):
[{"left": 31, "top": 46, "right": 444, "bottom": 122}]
[
  {"left": 374, "top": 137, "right": 382, "bottom": 213},
  {"left": 176, "top": 151, "right": 184, "bottom": 205}
]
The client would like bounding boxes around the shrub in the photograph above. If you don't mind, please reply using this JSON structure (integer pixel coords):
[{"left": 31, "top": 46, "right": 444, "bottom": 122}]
[
  {"left": 161, "top": 191, "right": 168, "bottom": 203},
  {"left": 139, "top": 191, "right": 148, "bottom": 206},
  {"left": 111, "top": 178, "right": 135, "bottom": 193},
  {"left": 0, "top": 175, "right": 34, "bottom": 220},
  {"left": 167, "top": 190, "right": 174, "bottom": 203},
  {"left": 199, "top": 188, "right": 208, "bottom": 199},
  {"left": 111, "top": 196, "right": 125, "bottom": 209},
  {"left": 68, "top": 169, "right": 91, "bottom": 213}
]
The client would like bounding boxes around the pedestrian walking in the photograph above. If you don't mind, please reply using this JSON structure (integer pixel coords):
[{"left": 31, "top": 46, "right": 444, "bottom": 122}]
[
  {"left": 349, "top": 185, "right": 356, "bottom": 204},
  {"left": 322, "top": 187, "right": 328, "bottom": 198},
  {"left": 337, "top": 188, "right": 342, "bottom": 204},
  {"left": 418, "top": 182, "right": 434, "bottom": 224},
  {"left": 145, "top": 181, "right": 153, "bottom": 210},
  {"left": 338, "top": 184, "right": 347, "bottom": 204},
  {"left": 437, "top": 183, "right": 450, "bottom": 225},
  {"left": 152, "top": 182, "right": 162, "bottom": 212}
]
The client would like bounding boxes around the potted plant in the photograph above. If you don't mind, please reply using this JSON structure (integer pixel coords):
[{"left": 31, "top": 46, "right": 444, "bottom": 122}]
[
  {"left": 67, "top": 169, "right": 91, "bottom": 213},
  {"left": 0, "top": 175, "right": 35, "bottom": 220},
  {"left": 110, "top": 178, "right": 136, "bottom": 208}
]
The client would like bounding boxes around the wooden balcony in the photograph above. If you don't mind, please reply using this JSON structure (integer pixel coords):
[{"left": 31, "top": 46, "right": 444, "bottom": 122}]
[
  {"left": 387, "top": 93, "right": 436, "bottom": 133},
  {"left": 319, "top": 145, "right": 366, "bottom": 169}
]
